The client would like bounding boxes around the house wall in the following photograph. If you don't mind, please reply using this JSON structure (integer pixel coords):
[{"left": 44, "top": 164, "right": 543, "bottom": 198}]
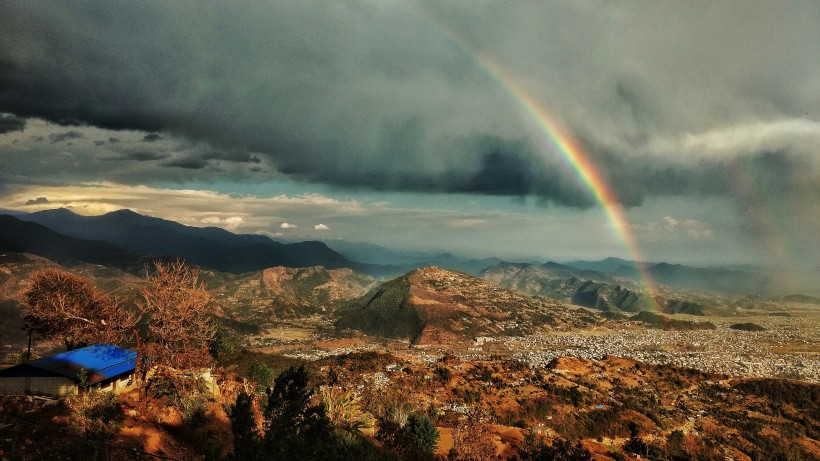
[
  {"left": 0, "top": 376, "right": 76, "bottom": 396},
  {"left": 111, "top": 373, "right": 135, "bottom": 394}
]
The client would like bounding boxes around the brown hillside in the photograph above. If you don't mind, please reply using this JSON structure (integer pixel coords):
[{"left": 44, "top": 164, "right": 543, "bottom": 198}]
[
  {"left": 335, "top": 266, "right": 602, "bottom": 344},
  {"left": 221, "top": 265, "right": 377, "bottom": 320}
]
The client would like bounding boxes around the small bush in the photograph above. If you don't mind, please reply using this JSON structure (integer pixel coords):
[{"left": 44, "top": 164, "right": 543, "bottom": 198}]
[
  {"left": 65, "top": 390, "right": 124, "bottom": 459},
  {"left": 179, "top": 394, "right": 209, "bottom": 427},
  {"left": 248, "top": 360, "right": 274, "bottom": 390}
]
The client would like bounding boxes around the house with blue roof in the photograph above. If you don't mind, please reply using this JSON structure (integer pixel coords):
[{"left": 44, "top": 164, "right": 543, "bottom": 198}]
[{"left": 0, "top": 344, "right": 137, "bottom": 396}]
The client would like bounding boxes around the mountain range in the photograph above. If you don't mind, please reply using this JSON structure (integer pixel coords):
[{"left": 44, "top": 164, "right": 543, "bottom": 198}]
[
  {"left": 480, "top": 262, "right": 707, "bottom": 315},
  {"left": 0, "top": 215, "right": 146, "bottom": 270},
  {"left": 1, "top": 208, "right": 809, "bottom": 297},
  {"left": 3, "top": 208, "right": 360, "bottom": 275}
]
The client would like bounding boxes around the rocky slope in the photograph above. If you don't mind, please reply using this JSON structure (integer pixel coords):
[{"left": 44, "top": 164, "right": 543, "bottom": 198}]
[
  {"left": 219, "top": 265, "right": 377, "bottom": 320},
  {"left": 335, "top": 266, "right": 603, "bottom": 345}
]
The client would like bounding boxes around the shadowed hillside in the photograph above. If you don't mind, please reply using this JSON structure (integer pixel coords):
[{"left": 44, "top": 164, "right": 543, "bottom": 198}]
[
  {"left": 0, "top": 215, "right": 146, "bottom": 271},
  {"left": 8, "top": 209, "right": 363, "bottom": 274}
]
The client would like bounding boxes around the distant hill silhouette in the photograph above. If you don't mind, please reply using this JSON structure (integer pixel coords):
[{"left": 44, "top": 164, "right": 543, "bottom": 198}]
[
  {"left": 481, "top": 262, "right": 706, "bottom": 315},
  {"left": 8, "top": 208, "right": 361, "bottom": 274},
  {"left": 325, "top": 240, "right": 503, "bottom": 276},
  {"left": 630, "top": 311, "right": 715, "bottom": 331},
  {"left": 564, "top": 257, "right": 776, "bottom": 295},
  {"left": 564, "top": 257, "right": 639, "bottom": 274},
  {"left": 0, "top": 215, "right": 144, "bottom": 269},
  {"left": 781, "top": 294, "right": 820, "bottom": 305}
]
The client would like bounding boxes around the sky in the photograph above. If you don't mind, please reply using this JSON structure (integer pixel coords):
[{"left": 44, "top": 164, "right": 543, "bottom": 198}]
[{"left": 0, "top": 1, "right": 818, "bottom": 270}]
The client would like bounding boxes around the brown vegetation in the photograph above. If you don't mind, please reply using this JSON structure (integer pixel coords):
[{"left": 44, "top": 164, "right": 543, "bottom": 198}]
[
  {"left": 23, "top": 268, "right": 136, "bottom": 350},
  {"left": 138, "top": 260, "right": 215, "bottom": 369}
]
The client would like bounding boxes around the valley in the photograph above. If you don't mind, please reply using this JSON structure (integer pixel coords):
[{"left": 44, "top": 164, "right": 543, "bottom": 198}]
[{"left": 0, "top": 213, "right": 818, "bottom": 460}]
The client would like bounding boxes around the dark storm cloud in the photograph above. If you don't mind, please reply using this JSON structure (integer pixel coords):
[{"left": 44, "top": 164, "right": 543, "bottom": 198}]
[
  {"left": 0, "top": 113, "right": 26, "bottom": 134},
  {"left": 48, "top": 130, "right": 83, "bottom": 143},
  {"left": 201, "top": 150, "right": 262, "bottom": 163},
  {"left": 163, "top": 157, "right": 207, "bottom": 170},
  {"left": 0, "top": 1, "right": 818, "bottom": 208},
  {"left": 109, "top": 150, "right": 170, "bottom": 162}
]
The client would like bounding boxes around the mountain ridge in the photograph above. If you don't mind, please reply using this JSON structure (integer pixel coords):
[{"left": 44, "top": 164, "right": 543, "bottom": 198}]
[{"left": 7, "top": 208, "right": 362, "bottom": 275}]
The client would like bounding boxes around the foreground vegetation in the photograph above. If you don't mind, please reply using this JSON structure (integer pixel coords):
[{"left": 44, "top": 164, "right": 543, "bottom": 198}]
[
  {"left": 1, "top": 348, "right": 818, "bottom": 460},
  {"left": 1, "top": 259, "right": 817, "bottom": 460}
]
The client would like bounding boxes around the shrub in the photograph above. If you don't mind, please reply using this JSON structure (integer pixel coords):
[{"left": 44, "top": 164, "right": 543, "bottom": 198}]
[
  {"left": 65, "top": 390, "right": 124, "bottom": 459},
  {"left": 179, "top": 393, "right": 209, "bottom": 427},
  {"left": 248, "top": 360, "right": 275, "bottom": 391}
]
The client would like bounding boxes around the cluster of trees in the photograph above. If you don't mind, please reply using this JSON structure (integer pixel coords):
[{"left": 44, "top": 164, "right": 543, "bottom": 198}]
[
  {"left": 22, "top": 260, "right": 216, "bottom": 370},
  {"left": 230, "top": 365, "right": 440, "bottom": 461}
]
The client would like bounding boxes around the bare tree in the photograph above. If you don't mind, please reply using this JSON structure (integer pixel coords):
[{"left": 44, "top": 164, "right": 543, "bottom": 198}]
[
  {"left": 23, "top": 269, "right": 136, "bottom": 351},
  {"left": 448, "top": 412, "right": 499, "bottom": 461},
  {"left": 138, "top": 260, "right": 215, "bottom": 369}
]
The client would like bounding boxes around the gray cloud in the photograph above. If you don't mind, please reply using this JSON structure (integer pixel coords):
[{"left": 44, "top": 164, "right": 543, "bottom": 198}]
[
  {"left": 0, "top": 113, "right": 26, "bottom": 134},
  {"left": 108, "top": 150, "right": 171, "bottom": 162},
  {"left": 25, "top": 196, "right": 49, "bottom": 205},
  {"left": 0, "top": 1, "right": 817, "bottom": 211},
  {"left": 48, "top": 130, "right": 84, "bottom": 144},
  {"left": 163, "top": 157, "right": 207, "bottom": 170}
]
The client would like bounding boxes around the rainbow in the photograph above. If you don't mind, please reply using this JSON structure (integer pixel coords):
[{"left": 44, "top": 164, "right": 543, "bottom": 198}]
[{"left": 409, "top": 9, "right": 661, "bottom": 301}]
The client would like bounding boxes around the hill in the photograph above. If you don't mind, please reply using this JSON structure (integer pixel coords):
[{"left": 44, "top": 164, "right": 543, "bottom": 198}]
[
  {"left": 565, "top": 257, "right": 779, "bottom": 295},
  {"left": 7, "top": 208, "right": 360, "bottom": 274},
  {"left": 0, "top": 215, "right": 146, "bottom": 271},
  {"left": 324, "top": 240, "right": 505, "bottom": 276},
  {"left": 218, "top": 266, "right": 377, "bottom": 320},
  {"left": 782, "top": 294, "right": 820, "bottom": 305},
  {"left": 644, "top": 262, "right": 774, "bottom": 294},
  {"left": 335, "top": 266, "right": 602, "bottom": 345},
  {"left": 730, "top": 322, "right": 766, "bottom": 332},
  {"left": 480, "top": 262, "right": 706, "bottom": 315},
  {"left": 629, "top": 311, "right": 716, "bottom": 331}
]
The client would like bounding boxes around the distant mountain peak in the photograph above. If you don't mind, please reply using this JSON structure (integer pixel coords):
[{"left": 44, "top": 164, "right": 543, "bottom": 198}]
[
  {"left": 31, "top": 207, "right": 78, "bottom": 217},
  {"left": 104, "top": 208, "right": 142, "bottom": 217},
  {"left": 11, "top": 207, "right": 358, "bottom": 275},
  {"left": 336, "top": 266, "right": 590, "bottom": 345}
]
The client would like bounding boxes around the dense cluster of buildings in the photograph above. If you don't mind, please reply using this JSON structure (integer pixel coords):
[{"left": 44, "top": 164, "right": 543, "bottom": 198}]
[{"left": 505, "top": 321, "right": 818, "bottom": 382}]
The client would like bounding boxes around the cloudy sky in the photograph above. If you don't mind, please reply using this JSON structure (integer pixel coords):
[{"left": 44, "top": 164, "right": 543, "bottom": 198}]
[{"left": 0, "top": 1, "right": 818, "bottom": 270}]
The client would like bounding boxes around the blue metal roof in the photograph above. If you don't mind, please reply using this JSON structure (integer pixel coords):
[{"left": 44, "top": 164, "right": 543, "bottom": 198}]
[{"left": 26, "top": 344, "right": 136, "bottom": 384}]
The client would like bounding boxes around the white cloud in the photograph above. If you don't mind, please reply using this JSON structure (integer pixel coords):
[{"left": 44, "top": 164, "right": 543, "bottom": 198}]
[
  {"left": 637, "top": 216, "right": 714, "bottom": 240},
  {"left": 647, "top": 119, "right": 820, "bottom": 162},
  {"left": 0, "top": 181, "right": 364, "bottom": 236},
  {"left": 201, "top": 215, "right": 244, "bottom": 230},
  {"left": 314, "top": 223, "right": 330, "bottom": 230},
  {"left": 445, "top": 219, "right": 486, "bottom": 229}
]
